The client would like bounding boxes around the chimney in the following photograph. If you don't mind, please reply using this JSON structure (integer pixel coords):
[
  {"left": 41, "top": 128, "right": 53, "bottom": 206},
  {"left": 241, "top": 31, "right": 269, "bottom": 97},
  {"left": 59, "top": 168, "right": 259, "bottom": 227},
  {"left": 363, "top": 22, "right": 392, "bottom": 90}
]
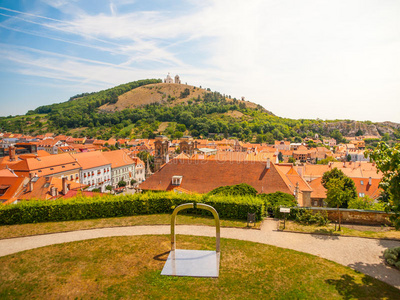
[
  {"left": 50, "top": 186, "right": 58, "bottom": 197},
  {"left": 266, "top": 158, "right": 270, "bottom": 169},
  {"left": 9, "top": 146, "right": 16, "bottom": 161},
  {"left": 62, "top": 177, "right": 69, "bottom": 195},
  {"left": 368, "top": 177, "right": 372, "bottom": 186},
  {"left": 29, "top": 173, "right": 34, "bottom": 192}
]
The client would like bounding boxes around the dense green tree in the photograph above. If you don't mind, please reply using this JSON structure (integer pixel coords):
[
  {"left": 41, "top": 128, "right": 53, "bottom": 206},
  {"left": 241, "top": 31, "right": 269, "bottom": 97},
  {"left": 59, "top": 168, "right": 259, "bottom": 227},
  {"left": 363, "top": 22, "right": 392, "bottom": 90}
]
[
  {"left": 278, "top": 152, "right": 283, "bottom": 162},
  {"left": 381, "top": 133, "right": 391, "bottom": 142},
  {"left": 330, "top": 130, "right": 345, "bottom": 144},
  {"left": 366, "top": 142, "right": 400, "bottom": 228},
  {"left": 325, "top": 178, "right": 353, "bottom": 230},
  {"left": 118, "top": 180, "right": 127, "bottom": 187},
  {"left": 321, "top": 168, "right": 357, "bottom": 208},
  {"left": 355, "top": 129, "right": 364, "bottom": 136}
]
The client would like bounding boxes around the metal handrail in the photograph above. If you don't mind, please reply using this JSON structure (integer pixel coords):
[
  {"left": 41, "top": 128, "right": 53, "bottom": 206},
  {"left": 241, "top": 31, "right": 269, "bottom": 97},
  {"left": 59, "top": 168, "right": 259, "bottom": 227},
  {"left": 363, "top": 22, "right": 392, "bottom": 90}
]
[{"left": 170, "top": 203, "right": 220, "bottom": 253}]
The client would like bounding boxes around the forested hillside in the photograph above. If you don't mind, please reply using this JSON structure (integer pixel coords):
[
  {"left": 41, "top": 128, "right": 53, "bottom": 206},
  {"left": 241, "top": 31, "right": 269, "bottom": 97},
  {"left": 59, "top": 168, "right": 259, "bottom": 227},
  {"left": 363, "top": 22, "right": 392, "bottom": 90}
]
[{"left": 1, "top": 79, "right": 399, "bottom": 144}]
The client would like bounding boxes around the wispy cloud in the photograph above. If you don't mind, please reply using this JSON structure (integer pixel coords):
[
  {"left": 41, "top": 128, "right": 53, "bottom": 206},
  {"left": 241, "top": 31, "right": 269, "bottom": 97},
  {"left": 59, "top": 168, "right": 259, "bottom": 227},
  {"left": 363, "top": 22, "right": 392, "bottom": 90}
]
[{"left": 0, "top": 0, "right": 399, "bottom": 122}]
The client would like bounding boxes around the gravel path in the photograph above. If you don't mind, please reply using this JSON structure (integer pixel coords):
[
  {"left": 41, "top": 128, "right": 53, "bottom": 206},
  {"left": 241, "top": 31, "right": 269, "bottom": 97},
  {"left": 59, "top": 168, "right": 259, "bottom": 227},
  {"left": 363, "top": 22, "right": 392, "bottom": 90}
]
[{"left": 0, "top": 219, "right": 399, "bottom": 289}]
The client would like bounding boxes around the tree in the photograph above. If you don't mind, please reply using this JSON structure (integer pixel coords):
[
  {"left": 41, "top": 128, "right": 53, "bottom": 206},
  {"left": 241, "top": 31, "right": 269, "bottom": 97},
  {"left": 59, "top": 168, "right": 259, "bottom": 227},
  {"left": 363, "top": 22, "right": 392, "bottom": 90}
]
[
  {"left": 348, "top": 196, "right": 386, "bottom": 211},
  {"left": 325, "top": 178, "right": 353, "bottom": 230},
  {"left": 346, "top": 154, "right": 352, "bottom": 162},
  {"left": 366, "top": 142, "right": 400, "bottom": 228},
  {"left": 278, "top": 152, "right": 283, "bottom": 162},
  {"left": 106, "top": 185, "right": 113, "bottom": 191},
  {"left": 130, "top": 179, "right": 137, "bottom": 186},
  {"left": 381, "top": 133, "right": 391, "bottom": 142},
  {"left": 288, "top": 157, "right": 296, "bottom": 165},
  {"left": 330, "top": 130, "right": 345, "bottom": 144},
  {"left": 355, "top": 129, "right": 364, "bottom": 136},
  {"left": 321, "top": 168, "right": 357, "bottom": 208},
  {"left": 118, "top": 180, "right": 127, "bottom": 187},
  {"left": 317, "top": 157, "right": 337, "bottom": 165}
]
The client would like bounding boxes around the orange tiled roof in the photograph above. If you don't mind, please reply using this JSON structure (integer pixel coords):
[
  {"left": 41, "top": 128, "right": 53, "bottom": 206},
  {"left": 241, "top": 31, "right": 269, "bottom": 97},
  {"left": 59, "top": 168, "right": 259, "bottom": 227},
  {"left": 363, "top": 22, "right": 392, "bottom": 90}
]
[
  {"left": 71, "top": 151, "right": 111, "bottom": 169},
  {"left": 309, "top": 177, "right": 327, "bottom": 199},
  {"left": 9, "top": 153, "right": 80, "bottom": 177},
  {"left": 0, "top": 169, "right": 17, "bottom": 177},
  {"left": 352, "top": 177, "right": 382, "bottom": 199},
  {"left": 139, "top": 159, "right": 302, "bottom": 195},
  {"left": 102, "top": 150, "right": 135, "bottom": 168},
  {"left": 0, "top": 176, "right": 28, "bottom": 203},
  {"left": 18, "top": 177, "right": 85, "bottom": 200}
]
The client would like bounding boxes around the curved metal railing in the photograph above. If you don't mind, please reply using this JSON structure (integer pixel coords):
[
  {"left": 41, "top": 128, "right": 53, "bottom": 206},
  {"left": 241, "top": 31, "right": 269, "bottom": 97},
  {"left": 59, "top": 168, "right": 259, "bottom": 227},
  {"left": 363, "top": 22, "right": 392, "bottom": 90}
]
[{"left": 170, "top": 203, "right": 220, "bottom": 252}]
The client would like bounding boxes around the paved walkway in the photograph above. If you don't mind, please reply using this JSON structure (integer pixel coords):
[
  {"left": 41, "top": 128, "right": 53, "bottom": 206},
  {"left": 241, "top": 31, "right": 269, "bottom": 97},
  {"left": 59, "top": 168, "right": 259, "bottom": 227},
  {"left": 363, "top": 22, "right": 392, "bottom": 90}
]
[{"left": 1, "top": 219, "right": 400, "bottom": 289}]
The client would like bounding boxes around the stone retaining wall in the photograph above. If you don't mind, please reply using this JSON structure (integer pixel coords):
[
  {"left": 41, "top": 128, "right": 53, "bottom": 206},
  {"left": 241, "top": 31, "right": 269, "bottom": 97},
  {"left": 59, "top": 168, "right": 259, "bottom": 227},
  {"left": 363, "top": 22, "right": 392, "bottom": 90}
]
[{"left": 310, "top": 207, "right": 392, "bottom": 226}]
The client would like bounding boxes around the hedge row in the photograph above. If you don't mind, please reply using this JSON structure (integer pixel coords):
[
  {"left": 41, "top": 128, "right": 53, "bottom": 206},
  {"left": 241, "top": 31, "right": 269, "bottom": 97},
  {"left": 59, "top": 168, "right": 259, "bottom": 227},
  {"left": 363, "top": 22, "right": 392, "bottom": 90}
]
[{"left": 0, "top": 192, "right": 264, "bottom": 226}]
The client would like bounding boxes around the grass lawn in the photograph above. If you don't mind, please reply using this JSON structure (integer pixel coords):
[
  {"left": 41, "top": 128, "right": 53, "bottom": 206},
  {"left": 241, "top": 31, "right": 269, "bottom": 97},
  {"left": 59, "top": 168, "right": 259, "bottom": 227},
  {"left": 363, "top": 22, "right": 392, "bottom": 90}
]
[
  {"left": 0, "top": 214, "right": 259, "bottom": 240},
  {"left": 279, "top": 220, "right": 400, "bottom": 240},
  {"left": 0, "top": 235, "right": 399, "bottom": 299}
]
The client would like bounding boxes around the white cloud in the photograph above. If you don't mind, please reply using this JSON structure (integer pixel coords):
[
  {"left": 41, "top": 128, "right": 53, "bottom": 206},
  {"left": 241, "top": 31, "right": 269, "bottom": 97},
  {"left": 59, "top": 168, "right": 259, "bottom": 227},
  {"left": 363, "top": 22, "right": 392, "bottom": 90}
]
[{"left": 1, "top": 0, "right": 399, "bottom": 122}]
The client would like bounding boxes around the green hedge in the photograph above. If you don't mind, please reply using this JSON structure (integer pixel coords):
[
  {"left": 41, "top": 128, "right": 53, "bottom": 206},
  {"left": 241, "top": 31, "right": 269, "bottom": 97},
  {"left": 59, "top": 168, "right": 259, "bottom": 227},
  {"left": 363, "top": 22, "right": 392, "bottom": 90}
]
[{"left": 0, "top": 192, "right": 264, "bottom": 226}]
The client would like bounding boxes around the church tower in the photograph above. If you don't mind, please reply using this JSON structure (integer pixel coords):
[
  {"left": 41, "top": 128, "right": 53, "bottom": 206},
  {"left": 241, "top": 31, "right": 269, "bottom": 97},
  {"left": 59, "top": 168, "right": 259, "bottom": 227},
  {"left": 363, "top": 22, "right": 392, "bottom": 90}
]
[
  {"left": 154, "top": 135, "right": 169, "bottom": 171},
  {"left": 179, "top": 136, "right": 195, "bottom": 156}
]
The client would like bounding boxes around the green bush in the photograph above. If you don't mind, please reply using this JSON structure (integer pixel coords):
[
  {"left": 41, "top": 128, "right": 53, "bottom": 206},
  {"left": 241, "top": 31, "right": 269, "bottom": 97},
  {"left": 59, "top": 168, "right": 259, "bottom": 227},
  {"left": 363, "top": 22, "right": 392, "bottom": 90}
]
[
  {"left": 293, "top": 209, "right": 329, "bottom": 226},
  {"left": 258, "top": 191, "right": 297, "bottom": 216},
  {"left": 348, "top": 196, "right": 386, "bottom": 211},
  {"left": 0, "top": 192, "right": 264, "bottom": 225},
  {"left": 383, "top": 247, "right": 400, "bottom": 270},
  {"left": 208, "top": 183, "right": 258, "bottom": 197},
  {"left": 205, "top": 195, "right": 264, "bottom": 221}
]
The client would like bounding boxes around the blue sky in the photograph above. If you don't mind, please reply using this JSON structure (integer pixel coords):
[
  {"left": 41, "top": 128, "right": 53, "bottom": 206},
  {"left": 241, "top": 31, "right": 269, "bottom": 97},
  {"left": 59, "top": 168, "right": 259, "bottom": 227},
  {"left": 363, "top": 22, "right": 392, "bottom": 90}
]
[{"left": 0, "top": 0, "right": 399, "bottom": 122}]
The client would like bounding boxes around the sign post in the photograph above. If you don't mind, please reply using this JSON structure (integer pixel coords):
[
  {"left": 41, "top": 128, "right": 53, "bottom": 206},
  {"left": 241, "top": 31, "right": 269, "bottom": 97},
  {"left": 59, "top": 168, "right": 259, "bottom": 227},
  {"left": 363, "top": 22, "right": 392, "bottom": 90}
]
[{"left": 279, "top": 207, "right": 291, "bottom": 230}]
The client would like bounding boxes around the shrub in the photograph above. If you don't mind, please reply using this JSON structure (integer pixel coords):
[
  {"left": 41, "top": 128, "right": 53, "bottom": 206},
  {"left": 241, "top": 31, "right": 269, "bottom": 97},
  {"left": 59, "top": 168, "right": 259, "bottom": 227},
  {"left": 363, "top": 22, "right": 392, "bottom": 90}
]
[
  {"left": 0, "top": 192, "right": 264, "bottom": 225},
  {"left": 348, "top": 196, "right": 386, "bottom": 211},
  {"left": 208, "top": 183, "right": 258, "bottom": 197},
  {"left": 258, "top": 191, "right": 297, "bottom": 216},
  {"left": 383, "top": 247, "right": 400, "bottom": 270},
  {"left": 205, "top": 195, "right": 264, "bottom": 221},
  {"left": 294, "top": 209, "right": 329, "bottom": 226}
]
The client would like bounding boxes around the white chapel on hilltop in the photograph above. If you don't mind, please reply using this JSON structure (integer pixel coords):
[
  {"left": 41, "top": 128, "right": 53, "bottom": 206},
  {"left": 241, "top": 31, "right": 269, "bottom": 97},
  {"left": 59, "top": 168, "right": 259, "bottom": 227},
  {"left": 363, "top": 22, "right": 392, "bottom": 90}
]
[{"left": 164, "top": 73, "right": 181, "bottom": 84}]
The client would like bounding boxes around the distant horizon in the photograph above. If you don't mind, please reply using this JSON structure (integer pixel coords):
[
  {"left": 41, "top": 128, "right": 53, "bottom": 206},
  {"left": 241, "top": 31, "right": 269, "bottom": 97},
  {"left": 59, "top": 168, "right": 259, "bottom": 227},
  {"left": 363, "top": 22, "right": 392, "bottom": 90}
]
[{"left": 1, "top": 1, "right": 399, "bottom": 122}]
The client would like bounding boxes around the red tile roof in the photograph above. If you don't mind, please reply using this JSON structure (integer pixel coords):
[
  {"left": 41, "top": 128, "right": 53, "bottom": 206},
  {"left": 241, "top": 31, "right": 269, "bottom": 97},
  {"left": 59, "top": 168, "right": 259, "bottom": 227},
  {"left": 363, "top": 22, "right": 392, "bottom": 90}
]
[
  {"left": 139, "top": 158, "right": 304, "bottom": 195},
  {"left": 101, "top": 150, "right": 135, "bottom": 168},
  {"left": 71, "top": 151, "right": 111, "bottom": 169}
]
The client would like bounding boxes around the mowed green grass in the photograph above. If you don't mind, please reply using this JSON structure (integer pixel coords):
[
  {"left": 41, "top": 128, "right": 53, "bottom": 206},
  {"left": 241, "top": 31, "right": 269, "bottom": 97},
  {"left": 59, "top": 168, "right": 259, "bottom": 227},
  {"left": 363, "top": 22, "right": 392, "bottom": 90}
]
[
  {"left": 0, "top": 235, "right": 399, "bottom": 299},
  {"left": 0, "top": 214, "right": 259, "bottom": 240}
]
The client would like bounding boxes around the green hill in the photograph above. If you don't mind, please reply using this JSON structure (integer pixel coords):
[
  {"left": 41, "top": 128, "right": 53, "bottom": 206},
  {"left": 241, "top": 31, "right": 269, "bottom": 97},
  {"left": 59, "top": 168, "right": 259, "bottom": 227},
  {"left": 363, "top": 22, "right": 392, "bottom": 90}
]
[{"left": 0, "top": 79, "right": 399, "bottom": 144}]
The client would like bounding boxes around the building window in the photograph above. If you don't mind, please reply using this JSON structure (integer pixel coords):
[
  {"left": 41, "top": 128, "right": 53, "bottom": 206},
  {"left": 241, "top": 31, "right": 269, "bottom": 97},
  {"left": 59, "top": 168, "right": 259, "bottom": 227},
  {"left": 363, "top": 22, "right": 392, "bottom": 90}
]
[
  {"left": 359, "top": 193, "right": 365, "bottom": 197},
  {"left": 360, "top": 180, "right": 363, "bottom": 185}
]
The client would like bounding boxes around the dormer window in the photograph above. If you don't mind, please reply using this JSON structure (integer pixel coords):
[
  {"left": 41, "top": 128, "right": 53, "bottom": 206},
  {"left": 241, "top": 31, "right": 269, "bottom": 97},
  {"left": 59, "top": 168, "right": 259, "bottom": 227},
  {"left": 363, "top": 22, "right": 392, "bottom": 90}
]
[{"left": 172, "top": 176, "right": 183, "bottom": 186}]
